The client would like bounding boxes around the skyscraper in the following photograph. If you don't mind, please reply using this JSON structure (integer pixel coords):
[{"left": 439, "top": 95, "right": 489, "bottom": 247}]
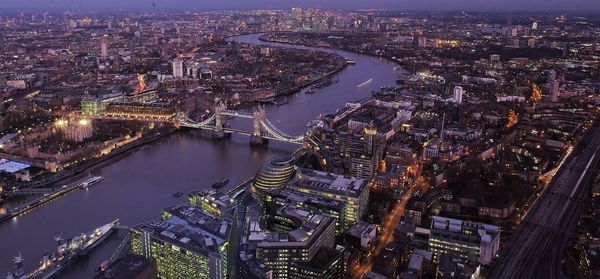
[
  {"left": 100, "top": 38, "right": 108, "bottom": 58},
  {"left": 551, "top": 80, "right": 560, "bottom": 102},
  {"left": 453, "top": 86, "right": 463, "bottom": 104},
  {"left": 172, "top": 59, "right": 184, "bottom": 78}
]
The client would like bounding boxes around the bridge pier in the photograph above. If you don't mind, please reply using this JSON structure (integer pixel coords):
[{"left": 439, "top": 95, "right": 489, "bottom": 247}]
[
  {"left": 250, "top": 135, "right": 268, "bottom": 146},
  {"left": 251, "top": 105, "right": 268, "bottom": 146},
  {"left": 177, "top": 102, "right": 304, "bottom": 145},
  {"left": 213, "top": 98, "right": 229, "bottom": 139}
]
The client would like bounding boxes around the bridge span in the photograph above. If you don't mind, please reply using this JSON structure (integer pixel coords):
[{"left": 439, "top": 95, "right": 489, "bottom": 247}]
[{"left": 176, "top": 100, "right": 305, "bottom": 145}]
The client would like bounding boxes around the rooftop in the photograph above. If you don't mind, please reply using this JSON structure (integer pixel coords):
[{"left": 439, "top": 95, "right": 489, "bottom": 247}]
[
  {"left": 132, "top": 205, "right": 231, "bottom": 257},
  {"left": 292, "top": 168, "right": 368, "bottom": 198},
  {"left": 249, "top": 205, "right": 333, "bottom": 248},
  {"left": 430, "top": 216, "right": 500, "bottom": 243}
]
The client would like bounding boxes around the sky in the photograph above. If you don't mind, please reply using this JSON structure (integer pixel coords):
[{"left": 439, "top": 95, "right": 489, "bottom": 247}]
[{"left": 0, "top": 0, "right": 598, "bottom": 13}]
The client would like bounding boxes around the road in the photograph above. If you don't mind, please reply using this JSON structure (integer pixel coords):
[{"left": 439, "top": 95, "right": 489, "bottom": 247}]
[
  {"left": 353, "top": 187, "right": 415, "bottom": 278},
  {"left": 488, "top": 124, "right": 600, "bottom": 279}
]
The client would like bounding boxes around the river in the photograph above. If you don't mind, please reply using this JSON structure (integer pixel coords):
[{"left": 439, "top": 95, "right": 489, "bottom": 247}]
[{"left": 0, "top": 33, "right": 405, "bottom": 277}]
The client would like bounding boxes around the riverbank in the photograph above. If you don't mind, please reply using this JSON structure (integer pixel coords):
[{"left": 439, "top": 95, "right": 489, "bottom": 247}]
[
  {"left": 259, "top": 32, "right": 411, "bottom": 73},
  {"left": 0, "top": 33, "right": 403, "bottom": 276},
  {"left": 7, "top": 127, "right": 178, "bottom": 192}
]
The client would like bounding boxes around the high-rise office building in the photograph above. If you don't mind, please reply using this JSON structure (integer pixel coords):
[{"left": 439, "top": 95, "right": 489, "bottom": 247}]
[
  {"left": 172, "top": 59, "right": 184, "bottom": 78},
  {"left": 453, "top": 86, "right": 463, "bottom": 104},
  {"left": 100, "top": 38, "right": 109, "bottom": 58},
  {"left": 131, "top": 205, "right": 230, "bottom": 279}
]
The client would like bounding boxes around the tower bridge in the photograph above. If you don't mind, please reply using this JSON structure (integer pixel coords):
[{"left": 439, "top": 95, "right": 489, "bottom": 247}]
[{"left": 176, "top": 100, "right": 305, "bottom": 145}]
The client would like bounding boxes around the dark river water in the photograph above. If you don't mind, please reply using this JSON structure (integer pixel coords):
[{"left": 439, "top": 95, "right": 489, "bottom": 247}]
[{"left": 0, "top": 33, "right": 405, "bottom": 277}]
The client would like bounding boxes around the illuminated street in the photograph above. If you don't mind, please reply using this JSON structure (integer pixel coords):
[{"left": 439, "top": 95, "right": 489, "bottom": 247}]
[{"left": 353, "top": 186, "right": 415, "bottom": 278}]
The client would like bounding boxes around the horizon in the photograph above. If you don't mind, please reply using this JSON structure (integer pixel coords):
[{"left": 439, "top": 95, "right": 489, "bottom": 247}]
[{"left": 0, "top": 0, "right": 599, "bottom": 13}]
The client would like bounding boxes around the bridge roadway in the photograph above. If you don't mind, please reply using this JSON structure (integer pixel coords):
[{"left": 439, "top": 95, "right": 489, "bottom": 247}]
[{"left": 488, "top": 124, "right": 600, "bottom": 279}]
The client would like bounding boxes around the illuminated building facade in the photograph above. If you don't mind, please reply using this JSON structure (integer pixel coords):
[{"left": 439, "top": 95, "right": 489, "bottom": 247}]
[
  {"left": 241, "top": 205, "right": 339, "bottom": 279},
  {"left": 131, "top": 205, "right": 230, "bottom": 279},
  {"left": 103, "top": 102, "right": 175, "bottom": 121},
  {"left": 428, "top": 216, "right": 500, "bottom": 265},
  {"left": 288, "top": 169, "right": 369, "bottom": 231},
  {"left": 308, "top": 98, "right": 399, "bottom": 179},
  {"left": 263, "top": 188, "right": 346, "bottom": 235},
  {"left": 289, "top": 245, "right": 346, "bottom": 279},
  {"left": 81, "top": 95, "right": 124, "bottom": 115},
  {"left": 253, "top": 155, "right": 296, "bottom": 194},
  {"left": 56, "top": 118, "right": 93, "bottom": 142},
  {"left": 125, "top": 90, "right": 158, "bottom": 103}
]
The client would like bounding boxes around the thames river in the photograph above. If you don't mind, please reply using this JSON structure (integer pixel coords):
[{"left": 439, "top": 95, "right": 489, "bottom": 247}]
[{"left": 0, "top": 33, "right": 405, "bottom": 277}]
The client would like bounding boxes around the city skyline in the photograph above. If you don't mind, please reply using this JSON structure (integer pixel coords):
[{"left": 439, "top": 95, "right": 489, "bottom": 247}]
[
  {"left": 1, "top": 6, "right": 599, "bottom": 279},
  {"left": 1, "top": 0, "right": 600, "bottom": 12}
]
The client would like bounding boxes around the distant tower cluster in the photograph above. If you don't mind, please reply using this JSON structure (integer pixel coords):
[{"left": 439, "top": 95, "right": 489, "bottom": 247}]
[
  {"left": 453, "top": 86, "right": 464, "bottom": 104},
  {"left": 172, "top": 59, "right": 184, "bottom": 78}
]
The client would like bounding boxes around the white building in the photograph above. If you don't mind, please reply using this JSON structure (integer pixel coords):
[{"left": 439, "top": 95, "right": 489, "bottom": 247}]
[
  {"left": 172, "top": 59, "right": 184, "bottom": 78},
  {"left": 57, "top": 119, "right": 93, "bottom": 142},
  {"left": 453, "top": 86, "right": 464, "bottom": 104}
]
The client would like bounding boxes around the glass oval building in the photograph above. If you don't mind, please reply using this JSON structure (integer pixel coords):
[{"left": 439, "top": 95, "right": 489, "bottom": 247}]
[{"left": 252, "top": 155, "right": 296, "bottom": 194}]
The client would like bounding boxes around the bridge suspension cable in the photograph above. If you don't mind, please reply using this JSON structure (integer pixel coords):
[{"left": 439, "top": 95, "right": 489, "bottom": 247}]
[
  {"left": 177, "top": 113, "right": 215, "bottom": 128},
  {"left": 260, "top": 118, "right": 304, "bottom": 143},
  {"left": 176, "top": 111, "right": 304, "bottom": 144}
]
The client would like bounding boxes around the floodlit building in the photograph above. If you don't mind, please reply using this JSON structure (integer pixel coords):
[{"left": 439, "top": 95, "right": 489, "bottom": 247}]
[{"left": 55, "top": 118, "right": 93, "bottom": 142}]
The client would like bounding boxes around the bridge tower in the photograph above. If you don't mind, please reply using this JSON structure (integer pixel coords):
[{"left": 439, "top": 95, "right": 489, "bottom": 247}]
[
  {"left": 251, "top": 105, "right": 267, "bottom": 145},
  {"left": 214, "top": 98, "right": 227, "bottom": 138}
]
